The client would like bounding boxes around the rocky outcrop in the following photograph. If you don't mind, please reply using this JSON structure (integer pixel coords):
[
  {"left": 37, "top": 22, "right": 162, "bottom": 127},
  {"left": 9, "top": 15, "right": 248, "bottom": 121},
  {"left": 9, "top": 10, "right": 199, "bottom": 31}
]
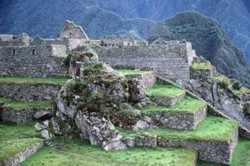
[
  {"left": 185, "top": 79, "right": 250, "bottom": 136},
  {"left": 49, "top": 62, "right": 150, "bottom": 150}
]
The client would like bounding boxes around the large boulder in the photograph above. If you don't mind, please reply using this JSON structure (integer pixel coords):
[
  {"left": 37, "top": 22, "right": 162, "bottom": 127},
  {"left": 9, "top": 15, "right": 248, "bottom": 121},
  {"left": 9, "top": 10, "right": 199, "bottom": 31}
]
[{"left": 53, "top": 62, "right": 148, "bottom": 150}]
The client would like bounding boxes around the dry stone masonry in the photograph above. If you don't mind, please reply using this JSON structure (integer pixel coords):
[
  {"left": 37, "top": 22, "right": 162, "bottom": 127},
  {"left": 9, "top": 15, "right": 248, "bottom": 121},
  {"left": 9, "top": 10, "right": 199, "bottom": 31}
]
[{"left": 0, "top": 83, "right": 61, "bottom": 100}]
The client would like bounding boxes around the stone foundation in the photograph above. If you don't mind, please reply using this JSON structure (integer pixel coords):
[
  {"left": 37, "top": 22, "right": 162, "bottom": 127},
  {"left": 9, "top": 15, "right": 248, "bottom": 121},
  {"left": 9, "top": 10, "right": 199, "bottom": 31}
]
[
  {"left": 0, "top": 140, "right": 44, "bottom": 166},
  {"left": 144, "top": 105, "right": 207, "bottom": 130},
  {"left": 1, "top": 107, "right": 53, "bottom": 123},
  {"left": 0, "top": 83, "right": 61, "bottom": 100}
]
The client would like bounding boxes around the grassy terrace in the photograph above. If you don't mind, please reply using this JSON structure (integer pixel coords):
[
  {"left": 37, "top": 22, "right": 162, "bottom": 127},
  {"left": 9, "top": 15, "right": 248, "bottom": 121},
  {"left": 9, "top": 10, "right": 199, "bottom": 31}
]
[
  {"left": 0, "top": 97, "right": 55, "bottom": 110},
  {"left": 146, "top": 83, "right": 185, "bottom": 97},
  {"left": 117, "top": 69, "right": 154, "bottom": 76},
  {"left": 0, "top": 76, "right": 69, "bottom": 85},
  {"left": 191, "top": 62, "right": 212, "bottom": 70},
  {"left": 141, "top": 96, "right": 206, "bottom": 113},
  {"left": 21, "top": 139, "right": 197, "bottom": 166},
  {"left": 119, "top": 116, "right": 237, "bottom": 141},
  {"left": 0, "top": 123, "right": 40, "bottom": 162}
]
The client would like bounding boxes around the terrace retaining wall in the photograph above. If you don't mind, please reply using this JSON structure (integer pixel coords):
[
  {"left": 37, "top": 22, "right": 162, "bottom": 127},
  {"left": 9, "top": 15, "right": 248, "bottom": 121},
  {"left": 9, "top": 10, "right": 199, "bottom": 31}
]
[
  {"left": 144, "top": 105, "right": 207, "bottom": 130},
  {"left": 0, "top": 140, "right": 44, "bottom": 166},
  {"left": 1, "top": 107, "right": 53, "bottom": 123},
  {"left": 0, "top": 83, "right": 62, "bottom": 100}
]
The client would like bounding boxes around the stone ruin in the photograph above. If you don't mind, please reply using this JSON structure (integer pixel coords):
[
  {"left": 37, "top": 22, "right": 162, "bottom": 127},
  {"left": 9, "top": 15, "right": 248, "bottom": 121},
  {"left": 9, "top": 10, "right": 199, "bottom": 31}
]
[{"left": 1, "top": 20, "right": 250, "bottom": 166}]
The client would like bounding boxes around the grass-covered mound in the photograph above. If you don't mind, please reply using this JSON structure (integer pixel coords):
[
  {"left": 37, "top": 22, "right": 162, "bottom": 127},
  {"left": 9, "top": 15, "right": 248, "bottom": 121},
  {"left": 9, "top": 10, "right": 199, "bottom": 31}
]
[
  {"left": 120, "top": 116, "right": 237, "bottom": 141},
  {"left": 146, "top": 83, "right": 185, "bottom": 98},
  {"left": 0, "top": 97, "right": 55, "bottom": 110},
  {"left": 141, "top": 96, "right": 206, "bottom": 113},
  {"left": 0, "top": 76, "right": 69, "bottom": 85},
  {"left": 21, "top": 139, "right": 197, "bottom": 166},
  {"left": 0, "top": 123, "right": 40, "bottom": 162}
]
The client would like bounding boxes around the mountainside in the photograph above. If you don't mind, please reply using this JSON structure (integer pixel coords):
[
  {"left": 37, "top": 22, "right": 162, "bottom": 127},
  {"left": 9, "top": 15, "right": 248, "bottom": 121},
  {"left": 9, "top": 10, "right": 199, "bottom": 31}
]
[
  {"left": 0, "top": 0, "right": 154, "bottom": 39},
  {"left": 148, "top": 12, "right": 250, "bottom": 85},
  {"left": 94, "top": 0, "right": 250, "bottom": 63},
  {"left": 1, "top": 0, "right": 250, "bottom": 63}
]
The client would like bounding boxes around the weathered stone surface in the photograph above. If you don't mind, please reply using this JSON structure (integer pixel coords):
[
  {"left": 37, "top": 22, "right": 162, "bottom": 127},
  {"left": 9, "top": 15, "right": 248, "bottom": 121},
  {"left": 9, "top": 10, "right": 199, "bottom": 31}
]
[
  {"left": 0, "top": 45, "right": 68, "bottom": 77},
  {"left": 96, "top": 42, "right": 195, "bottom": 81},
  {"left": 53, "top": 62, "right": 143, "bottom": 150},
  {"left": 1, "top": 107, "right": 53, "bottom": 123},
  {"left": 0, "top": 83, "right": 62, "bottom": 100},
  {"left": 134, "top": 133, "right": 157, "bottom": 147},
  {"left": 33, "top": 110, "right": 52, "bottom": 120},
  {"left": 144, "top": 105, "right": 207, "bottom": 130},
  {"left": 0, "top": 140, "right": 44, "bottom": 166},
  {"left": 69, "top": 48, "right": 98, "bottom": 78},
  {"left": 75, "top": 111, "right": 126, "bottom": 150},
  {"left": 190, "top": 68, "right": 212, "bottom": 80},
  {"left": 35, "top": 121, "right": 53, "bottom": 140},
  {"left": 185, "top": 79, "right": 250, "bottom": 137},
  {"left": 123, "top": 137, "right": 135, "bottom": 148},
  {"left": 120, "top": 103, "right": 141, "bottom": 116},
  {"left": 58, "top": 20, "right": 89, "bottom": 40},
  {"left": 132, "top": 120, "right": 150, "bottom": 131},
  {"left": 150, "top": 92, "right": 185, "bottom": 106},
  {"left": 126, "top": 126, "right": 238, "bottom": 165}
]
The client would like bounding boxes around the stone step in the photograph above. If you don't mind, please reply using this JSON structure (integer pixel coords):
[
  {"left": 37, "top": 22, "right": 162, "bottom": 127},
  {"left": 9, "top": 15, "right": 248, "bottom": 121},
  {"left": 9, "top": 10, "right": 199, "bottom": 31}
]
[
  {"left": 117, "top": 68, "right": 156, "bottom": 88},
  {"left": 145, "top": 81, "right": 186, "bottom": 106},
  {"left": 0, "top": 98, "right": 55, "bottom": 123},
  {"left": 141, "top": 96, "right": 207, "bottom": 130},
  {"left": 0, "top": 76, "right": 69, "bottom": 100},
  {"left": 120, "top": 116, "right": 238, "bottom": 165}
]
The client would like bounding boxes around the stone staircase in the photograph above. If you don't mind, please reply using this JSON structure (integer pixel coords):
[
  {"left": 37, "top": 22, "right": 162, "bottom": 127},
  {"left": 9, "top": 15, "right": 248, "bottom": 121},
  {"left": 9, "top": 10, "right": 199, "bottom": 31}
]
[{"left": 117, "top": 68, "right": 238, "bottom": 165}]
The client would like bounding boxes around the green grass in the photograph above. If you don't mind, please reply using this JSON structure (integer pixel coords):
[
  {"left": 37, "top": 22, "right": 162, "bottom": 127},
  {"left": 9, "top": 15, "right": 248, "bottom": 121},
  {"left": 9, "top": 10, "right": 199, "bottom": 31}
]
[
  {"left": 231, "top": 139, "right": 250, "bottom": 166},
  {"left": 141, "top": 96, "right": 206, "bottom": 113},
  {"left": 21, "top": 139, "right": 197, "bottom": 166},
  {"left": 0, "top": 97, "right": 55, "bottom": 110},
  {"left": 0, "top": 76, "right": 70, "bottom": 85},
  {"left": 0, "top": 138, "right": 41, "bottom": 162},
  {"left": 119, "top": 116, "right": 237, "bottom": 141},
  {"left": 191, "top": 62, "right": 212, "bottom": 70},
  {"left": 0, "top": 122, "right": 41, "bottom": 162},
  {"left": 117, "top": 69, "right": 153, "bottom": 76},
  {"left": 146, "top": 83, "right": 185, "bottom": 97}
]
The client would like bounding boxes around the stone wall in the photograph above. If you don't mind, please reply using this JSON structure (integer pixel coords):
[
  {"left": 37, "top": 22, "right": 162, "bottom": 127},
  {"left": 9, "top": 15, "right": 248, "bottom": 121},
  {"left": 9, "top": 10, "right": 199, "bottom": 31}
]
[
  {"left": 124, "top": 126, "right": 238, "bottom": 165},
  {"left": 144, "top": 105, "right": 207, "bottom": 130},
  {"left": 96, "top": 43, "right": 194, "bottom": 81},
  {"left": 0, "top": 33, "right": 30, "bottom": 47},
  {"left": 0, "top": 45, "right": 68, "bottom": 77},
  {"left": 158, "top": 127, "right": 238, "bottom": 165},
  {"left": 190, "top": 68, "right": 212, "bottom": 80},
  {"left": 0, "top": 83, "right": 62, "bottom": 100},
  {"left": 1, "top": 107, "right": 53, "bottom": 123},
  {"left": 0, "top": 140, "right": 44, "bottom": 166}
]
